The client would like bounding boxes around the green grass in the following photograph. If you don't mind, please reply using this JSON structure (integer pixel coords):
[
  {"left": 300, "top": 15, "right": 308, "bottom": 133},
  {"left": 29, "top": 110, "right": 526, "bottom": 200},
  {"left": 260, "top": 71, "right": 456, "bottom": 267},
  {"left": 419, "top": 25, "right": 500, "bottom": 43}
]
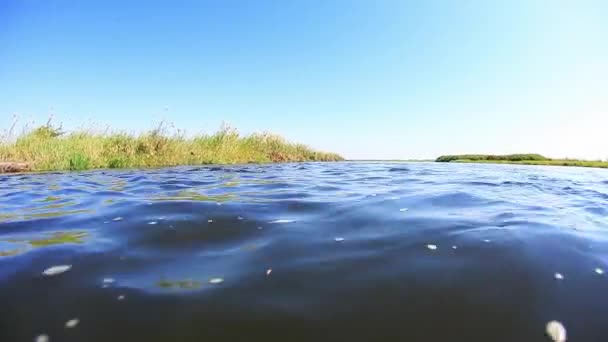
[
  {"left": 436, "top": 154, "right": 608, "bottom": 169},
  {"left": 0, "top": 122, "right": 343, "bottom": 172},
  {"left": 436, "top": 154, "right": 549, "bottom": 162}
]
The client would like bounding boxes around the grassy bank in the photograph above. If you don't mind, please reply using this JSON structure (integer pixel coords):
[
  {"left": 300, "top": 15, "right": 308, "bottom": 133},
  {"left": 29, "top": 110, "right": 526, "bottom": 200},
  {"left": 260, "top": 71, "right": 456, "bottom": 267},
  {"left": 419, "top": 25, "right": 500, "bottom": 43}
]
[
  {"left": 436, "top": 154, "right": 548, "bottom": 162},
  {"left": 435, "top": 154, "right": 608, "bottom": 169},
  {"left": 0, "top": 123, "right": 343, "bottom": 172}
]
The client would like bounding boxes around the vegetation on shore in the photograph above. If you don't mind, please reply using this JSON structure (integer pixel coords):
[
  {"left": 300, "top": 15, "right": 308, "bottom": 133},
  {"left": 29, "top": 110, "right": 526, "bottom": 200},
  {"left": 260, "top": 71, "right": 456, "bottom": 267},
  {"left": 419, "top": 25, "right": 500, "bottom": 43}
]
[
  {"left": 436, "top": 154, "right": 608, "bottom": 169},
  {"left": 0, "top": 121, "right": 343, "bottom": 172},
  {"left": 436, "top": 154, "right": 548, "bottom": 162}
]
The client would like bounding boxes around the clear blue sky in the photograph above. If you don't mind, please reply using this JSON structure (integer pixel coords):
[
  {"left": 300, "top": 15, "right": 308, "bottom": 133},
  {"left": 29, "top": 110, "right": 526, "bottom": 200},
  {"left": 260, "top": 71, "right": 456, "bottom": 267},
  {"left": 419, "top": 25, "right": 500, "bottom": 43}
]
[{"left": 1, "top": 0, "right": 607, "bottom": 160}]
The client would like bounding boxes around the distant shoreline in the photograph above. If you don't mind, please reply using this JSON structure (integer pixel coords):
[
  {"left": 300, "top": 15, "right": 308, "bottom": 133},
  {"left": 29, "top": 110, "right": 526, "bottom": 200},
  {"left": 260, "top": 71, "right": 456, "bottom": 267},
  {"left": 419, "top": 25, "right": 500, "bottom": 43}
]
[
  {"left": 348, "top": 155, "right": 608, "bottom": 169},
  {"left": 442, "top": 159, "right": 608, "bottom": 169},
  {"left": 435, "top": 154, "right": 608, "bottom": 169},
  {"left": 0, "top": 123, "right": 343, "bottom": 173}
]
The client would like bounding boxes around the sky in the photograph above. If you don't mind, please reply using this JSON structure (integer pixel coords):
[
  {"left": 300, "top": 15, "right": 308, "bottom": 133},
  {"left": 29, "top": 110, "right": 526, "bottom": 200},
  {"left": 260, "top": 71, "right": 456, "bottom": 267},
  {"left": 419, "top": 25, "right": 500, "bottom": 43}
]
[{"left": 1, "top": 0, "right": 607, "bottom": 160}]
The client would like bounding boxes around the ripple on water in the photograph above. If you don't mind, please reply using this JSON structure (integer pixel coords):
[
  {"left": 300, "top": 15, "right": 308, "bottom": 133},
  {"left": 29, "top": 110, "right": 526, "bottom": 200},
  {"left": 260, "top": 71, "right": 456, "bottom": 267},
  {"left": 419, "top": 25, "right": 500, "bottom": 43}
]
[{"left": 1, "top": 162, "right": 608, "bottom": 341}]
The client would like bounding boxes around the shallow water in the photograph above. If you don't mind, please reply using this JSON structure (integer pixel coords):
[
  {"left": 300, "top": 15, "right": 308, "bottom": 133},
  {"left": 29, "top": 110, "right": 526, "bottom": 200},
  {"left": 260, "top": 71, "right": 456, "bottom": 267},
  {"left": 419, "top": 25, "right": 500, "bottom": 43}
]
[{"left": 1, "top": 162, "right": 608, "bottom": 341}]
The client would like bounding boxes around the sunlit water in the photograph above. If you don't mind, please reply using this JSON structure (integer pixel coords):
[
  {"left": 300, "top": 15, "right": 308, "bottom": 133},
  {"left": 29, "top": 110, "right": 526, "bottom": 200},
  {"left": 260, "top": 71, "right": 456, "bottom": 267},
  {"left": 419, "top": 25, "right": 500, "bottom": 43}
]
[{"left": 1, "top": 162, "right": 608, "bottom": 341}]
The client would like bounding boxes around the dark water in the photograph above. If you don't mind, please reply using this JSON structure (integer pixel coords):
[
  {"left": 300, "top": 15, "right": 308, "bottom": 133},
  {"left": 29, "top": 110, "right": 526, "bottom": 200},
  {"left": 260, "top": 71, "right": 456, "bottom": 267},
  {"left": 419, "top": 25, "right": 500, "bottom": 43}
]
[{"left": 1, "top": 162, "right": 608, "bottom": 342}]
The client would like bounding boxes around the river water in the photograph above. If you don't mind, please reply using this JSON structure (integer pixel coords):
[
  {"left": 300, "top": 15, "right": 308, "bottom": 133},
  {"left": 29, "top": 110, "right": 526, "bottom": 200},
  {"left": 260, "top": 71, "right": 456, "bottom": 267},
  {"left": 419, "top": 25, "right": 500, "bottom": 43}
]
[{"left": 1, "top": 162, "right": 607, "bottom": 341}]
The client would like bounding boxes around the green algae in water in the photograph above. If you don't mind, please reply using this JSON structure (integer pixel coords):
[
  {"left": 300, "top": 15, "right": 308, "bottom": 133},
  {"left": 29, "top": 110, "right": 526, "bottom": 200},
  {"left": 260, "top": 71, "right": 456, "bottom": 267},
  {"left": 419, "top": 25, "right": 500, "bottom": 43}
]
[
  {"left": 109, "top": 181, "right": 126, "bottom": 192},
  {"left": 157, "top": 278, "right": 202, "bottom": 289},
  {"left": 151, "top": 191, "right": 236, "bottom": 202},
  {"left": 0, "top": 206, "right": 88, "bottom": 222},
  {"left": 0, "top": 231, "right": 89, "bottom": 257},
  {"left": 0, "top": 248, "right": 26, "bottom": 257},
  {"left": 28, "top": 231, "right": 88, "bottom": 247},
  {"left": 36, "top": 196, "right": 61, "bottom": 203},
  {"left": 0, "top": 213, "right": 16, "bottom": 222},
  {"left": 23, "top": 209, "right": 93, "bottom": 219},
  {"left": 25, "top": 200, "right": 79, "bottom": 211},
  {"left": 157, "top": 279, "right": 173, "bottom": 288}
]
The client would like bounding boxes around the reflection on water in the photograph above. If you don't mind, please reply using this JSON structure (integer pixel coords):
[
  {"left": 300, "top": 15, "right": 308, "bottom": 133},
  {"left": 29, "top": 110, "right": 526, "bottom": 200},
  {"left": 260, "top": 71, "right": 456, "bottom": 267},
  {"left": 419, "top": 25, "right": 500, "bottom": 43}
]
[
  {"left": 1, "top": 162, "right": 608, "bottom": 341},
  {"left": 36, "top": 196, "right": 61, "bottom": 202},
  {"left": 22, "top": 209, "right": 93, "bottom": 220},
  {"left": 151, "top": 190, "right": 236, "bottom": 202},
  {"left": 24, "top": 231, "right": 88, "bottom": 247},
  {"left": 0, "top": 248, "right": 24, "bottom": 257},
  {"left": 0, "top": 231, "right": 89, "bottom": 257}
]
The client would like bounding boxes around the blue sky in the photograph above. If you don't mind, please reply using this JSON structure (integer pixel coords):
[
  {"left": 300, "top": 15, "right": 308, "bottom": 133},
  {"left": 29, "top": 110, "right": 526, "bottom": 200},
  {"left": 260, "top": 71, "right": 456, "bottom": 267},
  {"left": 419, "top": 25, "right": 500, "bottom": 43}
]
[{"left": 1, "top": 0, "right": 607, "bottom": 160}]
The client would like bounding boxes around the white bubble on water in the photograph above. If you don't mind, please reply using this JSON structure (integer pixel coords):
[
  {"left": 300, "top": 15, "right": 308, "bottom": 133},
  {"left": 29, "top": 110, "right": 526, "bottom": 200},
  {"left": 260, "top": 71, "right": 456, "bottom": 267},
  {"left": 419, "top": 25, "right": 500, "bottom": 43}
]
[
  {"left": 270, "top": 219, "right": 295, "bottom": 224},
  {"left": 42, "top": 265, "right": 71, "bottom": 276},
  {"left": 35, "top": 334, "right": 49, "bottom": 342},
  {"left": 334, "top": 237, "right": 345, "bottom": 242},
  {"left": 546, "top": 320, "right": 567, "bottom": 342},
  {"left": 65, "top": 319, "right": 79, "bottom": 328},
  {"left": 595, "top": 268, "right": 604, "bottom": 275},
  {"left": 209, "top": 278, "right": 224, "bottom": 284},
  {"left": 554, "top": 273, "right": 564, "bottom": 280},
  {"left": 426, "top": 244, "right": 437, "bottom": 250}
]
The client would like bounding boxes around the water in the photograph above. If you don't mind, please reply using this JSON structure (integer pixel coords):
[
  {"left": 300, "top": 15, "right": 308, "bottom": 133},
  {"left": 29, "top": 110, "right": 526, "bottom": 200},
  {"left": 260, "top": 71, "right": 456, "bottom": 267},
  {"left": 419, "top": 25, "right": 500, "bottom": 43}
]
[{"left": 1, "top": 162, "right": 608, "bottom": 341}]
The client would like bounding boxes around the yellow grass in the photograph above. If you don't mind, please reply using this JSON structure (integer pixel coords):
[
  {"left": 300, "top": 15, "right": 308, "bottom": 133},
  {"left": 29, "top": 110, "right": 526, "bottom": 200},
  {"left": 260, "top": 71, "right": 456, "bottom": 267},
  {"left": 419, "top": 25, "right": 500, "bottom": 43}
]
[{"left": 0, "top": 122, "right": 343, "bottom": 171}]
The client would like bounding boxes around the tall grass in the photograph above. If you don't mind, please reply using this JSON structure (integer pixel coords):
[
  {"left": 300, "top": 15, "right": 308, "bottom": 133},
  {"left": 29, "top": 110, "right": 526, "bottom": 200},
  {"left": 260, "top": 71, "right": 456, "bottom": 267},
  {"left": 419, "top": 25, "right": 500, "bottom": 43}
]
[{"left": 0, "top": 121, "right": 343, "bottom": 171}]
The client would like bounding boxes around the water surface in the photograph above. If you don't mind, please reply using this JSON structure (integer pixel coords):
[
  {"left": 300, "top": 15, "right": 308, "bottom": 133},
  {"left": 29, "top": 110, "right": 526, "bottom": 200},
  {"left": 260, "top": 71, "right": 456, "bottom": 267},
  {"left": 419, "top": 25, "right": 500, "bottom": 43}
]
[{"left": 1, "top": 162, "right": 608, "bottom": 341}]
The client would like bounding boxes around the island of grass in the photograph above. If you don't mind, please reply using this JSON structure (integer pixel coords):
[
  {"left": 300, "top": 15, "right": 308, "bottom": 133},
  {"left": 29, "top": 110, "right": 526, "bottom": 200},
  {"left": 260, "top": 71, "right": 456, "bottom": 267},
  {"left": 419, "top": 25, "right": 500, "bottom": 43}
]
[
  {"left": 0, "top": 123, "right": 343, "bottom": 172},
  {"left": 435, "top": 154, "right": 608, "bottom": 169}
]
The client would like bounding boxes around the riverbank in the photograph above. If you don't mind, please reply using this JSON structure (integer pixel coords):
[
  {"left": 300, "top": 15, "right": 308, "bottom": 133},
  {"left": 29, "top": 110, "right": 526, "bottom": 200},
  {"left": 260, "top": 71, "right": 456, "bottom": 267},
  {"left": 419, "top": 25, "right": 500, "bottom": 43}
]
[
  {"left": 0, "top": 123, "right": 343, "bottom": 172},
  {"left": 436, "top": 154, "right": 608, "bottom": 169}
]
